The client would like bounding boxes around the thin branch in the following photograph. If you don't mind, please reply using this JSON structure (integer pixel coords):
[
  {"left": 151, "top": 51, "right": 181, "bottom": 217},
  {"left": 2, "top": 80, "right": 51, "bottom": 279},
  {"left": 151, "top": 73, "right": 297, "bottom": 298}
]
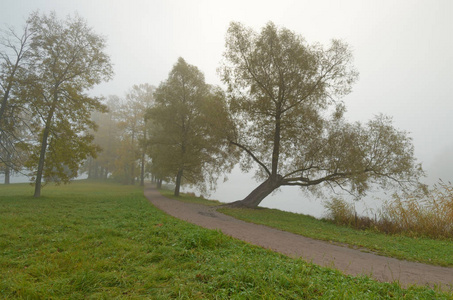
[
  {"left": 283, "top": 163, "right": 320, "bottom": 179},
  {"left": 238, "top": 46, "right": 277, "bottom": 105},
  {"left": 229, "top": 140, "right": 271, "bottom": 176}
]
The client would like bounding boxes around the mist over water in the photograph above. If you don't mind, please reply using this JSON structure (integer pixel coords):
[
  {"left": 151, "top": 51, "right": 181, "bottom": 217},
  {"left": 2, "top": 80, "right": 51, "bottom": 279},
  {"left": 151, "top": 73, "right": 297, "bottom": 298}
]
[
  {"left": 181, "top": 165, "right": 387, "bottom": 219},
  {"left": 3, "top": 160, "right": 446, "bottom": 220}
]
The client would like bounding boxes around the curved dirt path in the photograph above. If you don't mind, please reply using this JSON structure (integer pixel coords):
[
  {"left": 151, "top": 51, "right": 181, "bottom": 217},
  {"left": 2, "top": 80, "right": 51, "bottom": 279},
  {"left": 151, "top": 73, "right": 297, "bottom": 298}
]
[{"left": 144, "top": 185, "right": 453, "bottom": 291}]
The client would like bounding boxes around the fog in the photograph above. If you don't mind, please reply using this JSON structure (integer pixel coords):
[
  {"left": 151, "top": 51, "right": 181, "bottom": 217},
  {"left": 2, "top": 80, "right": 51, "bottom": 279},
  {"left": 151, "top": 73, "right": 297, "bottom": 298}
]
[{"left": 3, "top": 0, "right": 453, "bottom": 217}]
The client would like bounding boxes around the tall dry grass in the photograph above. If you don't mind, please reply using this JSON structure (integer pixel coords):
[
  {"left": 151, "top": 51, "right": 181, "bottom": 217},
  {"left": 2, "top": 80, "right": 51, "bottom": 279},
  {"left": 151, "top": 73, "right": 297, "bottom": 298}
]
[
  {"left": 380, "top": 181, "right": 453, "bottom": 238},
  {"left": 324, "top": 181, "right": 453, "bottom": 240}
]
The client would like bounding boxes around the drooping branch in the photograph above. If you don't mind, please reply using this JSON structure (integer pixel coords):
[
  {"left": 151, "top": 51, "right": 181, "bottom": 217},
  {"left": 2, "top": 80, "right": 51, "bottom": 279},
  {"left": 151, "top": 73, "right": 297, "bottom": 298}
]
[{"left": 229, "top": 140, "right": 271, "bottom": 176}]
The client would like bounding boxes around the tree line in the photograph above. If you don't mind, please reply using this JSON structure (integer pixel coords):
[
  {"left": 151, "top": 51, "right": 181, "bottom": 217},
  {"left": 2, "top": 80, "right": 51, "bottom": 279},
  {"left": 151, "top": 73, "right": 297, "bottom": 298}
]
[
  {"left": 0, "top": 12, "right": 424, "bottom": 208},
  {"left": 85, "top": 84, "right": 154, "bottom": 187}
]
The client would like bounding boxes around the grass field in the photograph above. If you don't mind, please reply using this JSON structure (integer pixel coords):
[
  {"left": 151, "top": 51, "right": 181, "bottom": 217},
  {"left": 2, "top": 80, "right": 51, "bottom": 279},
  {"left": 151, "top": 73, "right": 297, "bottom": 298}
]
[
  {"left": 218, "top": 206, "right": 453, "bottom": 267},
  {"left": 1, "top": 181, "right": 451, "bottom": 298},
  {"left": 161, "top": 189, "right": 453, "bottom": 267}
]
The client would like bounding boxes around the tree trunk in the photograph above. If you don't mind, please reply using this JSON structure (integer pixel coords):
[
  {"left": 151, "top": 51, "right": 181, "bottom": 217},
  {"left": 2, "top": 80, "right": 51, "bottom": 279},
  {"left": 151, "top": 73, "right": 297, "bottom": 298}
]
[
  {"left": 4, "top": 165, "right": 10, "bottom": 184},
  {"left": 227, "top": 175, "right": 283, "bottom": 208},
  {"left": 87, "top": 157, "right": 92, "bottom": 179},
  {"left": 4, "top": 151, "right": 11, "bottom": 184},
  {"left": 130, "top": 163, "right": 135, "bottom": 185},
  {"left": 140, "top": 119, "right": 147, "bottom": 187},
  {"left": 140, "top": 151, "right": 145, "bottom": 186},
  {"left": 34, "top": 125, "right": 51, "bottom": 197},
  {"left": 157, "top": 178, "right": 162, "bottom": 189},
  {"left": 0, "top": 54, "right": 20, "bottom": 122},
  {"left": 226, "top": 109, "right": 284, "bottom": 208},
  {"left": 96, "top": 162, "right": 101, "bottom": 179},
  {"left": 174, "top": 169, "right": 183, "bottom": 196},
  {"left": 34, "top": 97, "right": 58, "bottom": 198},
  {"left": 0, "top": 88, "right": 11, "bottom": 123}
]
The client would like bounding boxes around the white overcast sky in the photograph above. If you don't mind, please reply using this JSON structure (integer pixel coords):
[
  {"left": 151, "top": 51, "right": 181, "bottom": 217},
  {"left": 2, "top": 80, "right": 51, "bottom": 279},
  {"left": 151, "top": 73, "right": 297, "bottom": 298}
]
[{"left": 3, "top": 0, "right": 453, "bottom": 213}]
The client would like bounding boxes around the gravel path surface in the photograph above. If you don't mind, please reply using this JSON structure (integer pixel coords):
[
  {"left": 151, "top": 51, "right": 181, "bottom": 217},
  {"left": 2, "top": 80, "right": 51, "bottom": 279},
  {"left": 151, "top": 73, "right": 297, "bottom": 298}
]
[{"left": 144, "top": 185, "right": 453, "bottom": 291}]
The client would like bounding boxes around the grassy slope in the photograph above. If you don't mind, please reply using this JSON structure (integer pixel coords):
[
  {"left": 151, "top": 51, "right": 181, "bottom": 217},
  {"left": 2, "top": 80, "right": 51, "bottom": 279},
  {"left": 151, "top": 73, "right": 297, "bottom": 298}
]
[
  {"left": 161, "top": 189, "right": 453, "bottom": 267},
  {"left": 218, "top": 206, "right": 453, "bottom": 267},
  {"left": 0, "top": 182, "right": 450, "bottom": 299}
]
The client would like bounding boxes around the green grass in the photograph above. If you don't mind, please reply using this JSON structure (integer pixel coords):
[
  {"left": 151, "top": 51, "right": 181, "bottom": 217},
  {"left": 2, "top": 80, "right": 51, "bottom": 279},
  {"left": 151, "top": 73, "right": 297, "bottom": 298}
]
[
  {"left": 217, "top": 207, "right": 453, "bottom": 267},
  {"left": 166, "top": 190, "right": 453, "bottom": 267},
  {"left": 0, "top": 181, "right": 451, "bottom": 298}
]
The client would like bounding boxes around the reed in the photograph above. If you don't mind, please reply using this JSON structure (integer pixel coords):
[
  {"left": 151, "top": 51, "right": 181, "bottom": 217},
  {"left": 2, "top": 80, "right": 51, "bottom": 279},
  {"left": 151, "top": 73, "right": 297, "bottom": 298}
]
[
  {"left": 380, "top": 181, "right": 453, "bottom": 239},
  {"left": 324, "top": 181, "right": 453, "bottom": 240}
]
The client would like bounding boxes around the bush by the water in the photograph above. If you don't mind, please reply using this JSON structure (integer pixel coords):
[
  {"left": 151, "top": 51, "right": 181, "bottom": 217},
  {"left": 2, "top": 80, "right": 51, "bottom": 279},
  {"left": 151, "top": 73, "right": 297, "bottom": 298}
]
[{"left": 324, "top": 181, "right": 453, "bottom": 240}]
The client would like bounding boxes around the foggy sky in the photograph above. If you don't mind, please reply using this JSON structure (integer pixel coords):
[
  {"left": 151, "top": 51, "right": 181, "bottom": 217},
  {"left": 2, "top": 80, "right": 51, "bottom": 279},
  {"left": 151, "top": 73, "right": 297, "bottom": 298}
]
[{"left": 2, "top": 0, "right": 453, "bottom": 216}]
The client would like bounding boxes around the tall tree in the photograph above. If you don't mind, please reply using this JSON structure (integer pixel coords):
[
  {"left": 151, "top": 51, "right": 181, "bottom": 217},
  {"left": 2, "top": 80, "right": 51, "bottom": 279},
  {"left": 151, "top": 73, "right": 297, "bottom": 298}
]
[
  {"left": 220, "top": 22, "right": 423, "bottom": 208},
  {"left": 0, "top": 23, "right": 34, "bottom": 183},
  {"left": 133, "top": 84, "right": 155, "bottom": 186},
  {"left": 87, "top": 95, "right": 121, "bottom": 180},
  {"left": 115, "top": 84, "right": 154, "bottom": 185},
  {"left": 148, "top": 58, "right": 234, "bottom": 196},
  {"left": 24, "top": 12, "right": 113, "bottom": 197}
]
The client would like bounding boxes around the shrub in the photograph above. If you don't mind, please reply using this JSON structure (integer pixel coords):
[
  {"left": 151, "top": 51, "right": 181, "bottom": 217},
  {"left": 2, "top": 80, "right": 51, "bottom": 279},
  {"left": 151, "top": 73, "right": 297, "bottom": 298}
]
[
  {"left": 323, "top": 197, "right": 355, "bottom": 225},
  {"left": 323, "top": 197, "right": 374, "bottom": 230}
]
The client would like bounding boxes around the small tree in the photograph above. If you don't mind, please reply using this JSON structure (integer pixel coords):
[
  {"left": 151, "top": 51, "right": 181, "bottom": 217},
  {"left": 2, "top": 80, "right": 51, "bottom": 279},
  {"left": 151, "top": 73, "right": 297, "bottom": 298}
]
[
  {"left": 148, "top": 57, "right": 234, "bottom": 196},
  {"left": 0, "top": 23, "right": 34, "bottom": 183},
  {"left": 24, "top": 12, "right": 113, "bottom": 197},
  {"left": 220, "top": 22, "right": 423, "bottom": 208},
  {"left": 86, "top": 95, "right": 122, "bottom": 180}
]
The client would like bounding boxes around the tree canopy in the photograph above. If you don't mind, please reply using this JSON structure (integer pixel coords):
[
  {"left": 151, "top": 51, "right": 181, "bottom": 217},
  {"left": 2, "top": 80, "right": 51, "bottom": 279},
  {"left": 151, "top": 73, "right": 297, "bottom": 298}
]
[{"left": 220, "top": 22, "right": 423, "bottom": 208}]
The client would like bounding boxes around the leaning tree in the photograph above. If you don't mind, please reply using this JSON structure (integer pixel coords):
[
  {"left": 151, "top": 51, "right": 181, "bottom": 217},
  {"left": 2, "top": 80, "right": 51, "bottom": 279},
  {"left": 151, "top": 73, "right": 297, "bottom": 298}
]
[{"left": 220, "top": 22, "right": 423, "bottom": 208}]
